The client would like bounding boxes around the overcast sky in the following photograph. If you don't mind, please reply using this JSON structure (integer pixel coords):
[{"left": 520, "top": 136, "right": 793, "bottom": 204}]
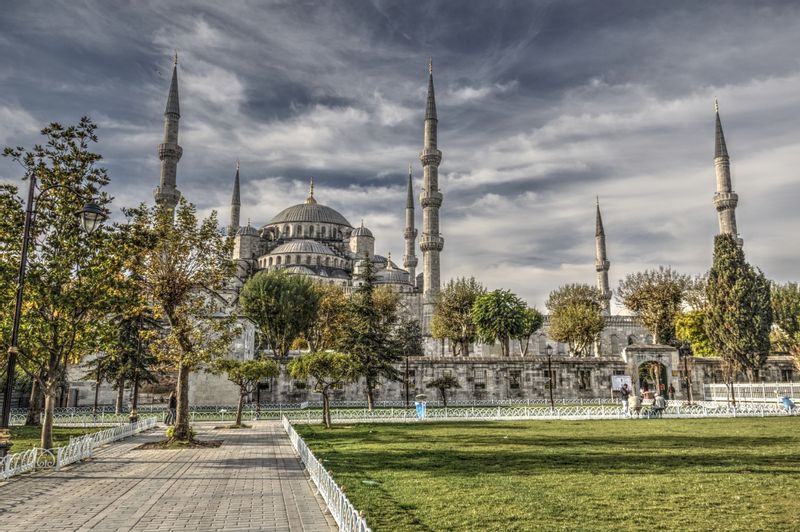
[{"left": 1, "top": 1, "right": 798, "bottom": 310}]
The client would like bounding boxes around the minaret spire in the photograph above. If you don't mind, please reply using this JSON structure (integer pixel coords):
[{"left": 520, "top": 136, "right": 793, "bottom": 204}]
[
  {"left": 712, "top": 100, "right": 741, "bottom": 245},
  {"left": 403, "top": 164, "right": 418, "bottom": 288},
  {"left": 420, "top": 57, "right": 444, "bottom": 308},
  {"left": 154, "top": 53, "right": 183, "bottom": 213},
  {"left": 595, "top": 198, "right": 611, "bottom": 316},
  {"left": 230, "top": 161, "right": 241, "bottom": 234}
]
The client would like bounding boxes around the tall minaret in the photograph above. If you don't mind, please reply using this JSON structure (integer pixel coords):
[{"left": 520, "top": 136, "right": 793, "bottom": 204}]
[
  {"left": 419, "top": 58, "right": 444, "bottom": 300},
  {"left": 403, "top": 164, "right": 418, "bottom": 288},
  {"left": 154, "top": 53, "right": 183, "bottom": 212},
  {"left": 230, "top": 161, "right": 241, "bottom": 234},
  {"left": 595, "top": 198, "right": 611, "bottom": 315},
  {"left": 713, "top": 99, "right": 741, "bottom": 245}
]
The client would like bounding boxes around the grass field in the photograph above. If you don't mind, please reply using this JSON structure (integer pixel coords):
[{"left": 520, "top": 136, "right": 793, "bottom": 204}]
[
  {"left": 9, "top": 426, "right": 108, "bottom": 453},
  {"left": 297, "top": 418, "right": 800, "bottom": 531}
]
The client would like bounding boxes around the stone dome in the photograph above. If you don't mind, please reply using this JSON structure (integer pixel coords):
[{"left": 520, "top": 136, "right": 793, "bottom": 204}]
[
  {"left": 268, "top": 202, "right": 351, "bottom": 227},
  {"left": 375, "top": 268, "right": 410, "bottom": 285},
  {"left": 270, "top": 240, "right": 337, "bottom": 255},
  {"left": 351, "top": 224, "right": 373, "bottom": 238}
]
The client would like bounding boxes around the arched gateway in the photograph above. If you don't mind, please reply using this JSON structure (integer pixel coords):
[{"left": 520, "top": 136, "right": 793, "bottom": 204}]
[{"left": 622, "top": 344, "right": 680, "bottom": 398}]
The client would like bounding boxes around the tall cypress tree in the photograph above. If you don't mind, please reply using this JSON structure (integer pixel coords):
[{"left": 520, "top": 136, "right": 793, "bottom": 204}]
[{"left": 706, "top": 234, "right": 772, "bottom": 397}]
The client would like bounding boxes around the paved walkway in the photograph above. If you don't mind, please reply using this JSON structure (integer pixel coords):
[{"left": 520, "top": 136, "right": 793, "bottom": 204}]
[{"left": 0, "top": 421, "right": 337, "bottom": 531}]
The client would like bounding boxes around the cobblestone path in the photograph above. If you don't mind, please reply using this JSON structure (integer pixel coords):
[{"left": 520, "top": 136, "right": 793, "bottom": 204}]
[{"left": 0, "top": 421, "right": 337, "bottom": 531}]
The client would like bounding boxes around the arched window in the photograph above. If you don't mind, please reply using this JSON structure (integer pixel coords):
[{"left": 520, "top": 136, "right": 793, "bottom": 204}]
[
  {"left": 316, "top": 256, "right": 321, "bottom": 266},
  {"left": 627, "top": 335, "right": 638, "bottom": 346},
  {"left": 308, "top": 226, "right": 313, "bottom": 237},
  {"left": 295, "top": 225, "right": 302, "bottom": 237},
  {"left": 283, "top": 225, "right": 289, "bottom": 236},
  {"left": 305, "top": 255, "right": 311, "bottom": 265},
  {"left": 268, "top": 257, "right": 273, "bottom": 266},
  {"left": 645, "top": 334, "right": 653, "bottom": 345},
  {"left": 325, "top": 257, "right": 330, "bottom": 267},
  {"left": 610, "top": 334, "right": 620, "bottom": 354},
  {"left": 321, "top": 226, "right": 327, "bottom": 238},
  {"left": 276, "top": 256, "right": 282, "bottom": 266}
]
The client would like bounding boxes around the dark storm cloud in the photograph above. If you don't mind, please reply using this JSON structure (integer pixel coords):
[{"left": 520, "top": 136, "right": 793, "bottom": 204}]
[{"left": 1, "top": 0, "right": 799, "bottom": 308}]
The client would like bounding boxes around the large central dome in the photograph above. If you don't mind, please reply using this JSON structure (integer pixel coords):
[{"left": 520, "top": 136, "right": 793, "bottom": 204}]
[{"left": 268, "top": 202, "right": 352, "bottom": 227}]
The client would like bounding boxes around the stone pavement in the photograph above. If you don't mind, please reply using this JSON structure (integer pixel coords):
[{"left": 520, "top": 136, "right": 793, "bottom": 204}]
[{"left": 0, "top": 421, "right": 337, "bottom": 531}]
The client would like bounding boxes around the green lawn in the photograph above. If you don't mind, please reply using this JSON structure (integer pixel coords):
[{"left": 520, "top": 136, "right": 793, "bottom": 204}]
[
  {"left": 297, "top": 418, "right": 800, "bottom": 532},
  {"left": 9, "top": 426, "right": 109, "bottom": 453}
]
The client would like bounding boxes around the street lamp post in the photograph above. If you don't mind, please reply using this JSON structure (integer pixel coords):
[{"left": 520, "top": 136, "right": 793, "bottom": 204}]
[
  {"left": 0, "top": 172, "right": 106, "bottom": 457},
  {"left": 546, "top": 344, "right": 555, "bottom": 410}
]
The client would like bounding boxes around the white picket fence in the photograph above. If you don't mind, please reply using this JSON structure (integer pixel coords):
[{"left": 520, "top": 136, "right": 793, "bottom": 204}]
[
  {"left": 1, "top": 417, "right": 157, "bottom": 481},
  {"left": 282, "top": 416, "right": 371, "bottom": 532},
  {"left": 704, "top": 382, "right": 799, "bottom": 402}
]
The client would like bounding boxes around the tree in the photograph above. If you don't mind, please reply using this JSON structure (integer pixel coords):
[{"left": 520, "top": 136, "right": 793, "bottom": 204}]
[
  {"left": 617, "top": 266, "right": 692, "bottom": 345},
  {"left": 675, "top": 310, "right": 715, "bottom": 358},
  {"left": 396, "top": 318, "right": 424, "bottom": 406},
  {"left": 287, "top": 351, "right": 359, "bottom": 428},
  {"left": 214, "top": 358, "right": 279, "bottom": 427},
  {"left": 127, "top": 199, "right": 235, "bottom": 442},
  {"left": 516, "top": 306, "right": 544, "bottom": 356},
  {"left": 472, "top": 289, "right": 528, "bottom": 356},
  {"left": 706, "top": 234, "right": 773, "bottom": 394},
  {"left": 546, "top": 284, "right": 604, "bottom": 356},
  {"left": 3, "top": 118, "right": 118, "bottom": 449},
  {"left": 430, "top": 277, "right": 485, "bottom": 356},
  {"left": 336, "top": 258, "right": 401, "bottom": 411},
  {"left": 305, "top": 283, "right": 348, "bottom": 352},
  {"left": 426, "top": 375, "right": 461, "bottom": 407},
  {"left": 771, "top": 283, "right": 800, "bottom": 364},
  {"left": 239, "top": 270, "right": 319, "bottom": 357}
]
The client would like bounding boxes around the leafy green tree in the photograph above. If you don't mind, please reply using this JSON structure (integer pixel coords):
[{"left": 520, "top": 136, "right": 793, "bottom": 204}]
[
  {"left": 396, "top": 318, "right": 424, "bottom": 406},
  {"left": 472, "top": 289, "right": 527, "bottom": 356},
  {"left": 706, "top": 234, "right": 773, "bottom": 391},
  {"left": 516, "top": 306, "right": 544, "bottom": 356},
  {"left": 305, "top": 283, "right": 348, "bottom": 352},
  {"left": 336, "top": 258, "right": 400, "bottom": 411},
  {"left": 287, "top": 351, "right": 359, "bottom": 428},
  {"left": 239, "top": 270, "right": 319, "bottom": 357},
  {"left": 771, "top": 283, "right": 800, "bottom": 362},
  {"left": 431, "top": 277, "right": 485, "bottom": 356},
  {"left": 214, "top": 358, "right": 279, "bottom": 426},
  {"left": 426, "top": 375, "right": 461, "bottom": 407},
  {"left": 546, "top": 284, "right": 604, "bottom": 356},
  {"left": 675, "top": 310, "right": 715, "bottom": 358},
  {"left": 3, "top": 118, "right": 119, "bottom": 449},
  {"left": 126, "top": 199, "right": 235, "bottom": 442},
  {"left": 617, "top": 266, "right": 692, "bottom": 345}
]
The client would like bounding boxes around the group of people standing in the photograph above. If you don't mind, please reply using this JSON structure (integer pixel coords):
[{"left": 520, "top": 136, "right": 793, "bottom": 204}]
[{"left": 620, "top": 383, "right": 669, "bottom": 418}]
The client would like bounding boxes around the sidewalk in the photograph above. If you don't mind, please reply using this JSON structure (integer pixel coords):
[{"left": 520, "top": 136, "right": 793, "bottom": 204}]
[{"left": 0, "top": 421, "right": 337, "bottom": 531}]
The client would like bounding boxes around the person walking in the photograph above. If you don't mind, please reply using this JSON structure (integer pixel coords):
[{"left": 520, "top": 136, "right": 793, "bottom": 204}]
[
  {"left": 166, "top": 391, "right": 177, "bottom": 425},
  {"left": 668, "top": 384, "right": 676, "bottom": 400},
  {"left": 620, "top": 383, "right": 631, "bottom": 417}
]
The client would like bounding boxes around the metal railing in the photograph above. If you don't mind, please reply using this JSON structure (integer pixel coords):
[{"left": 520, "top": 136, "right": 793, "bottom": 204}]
[
  {"left": 282, "top": 416, "right": 371, "bottom": 532},
  {"left": 1, "top": 417, "right": 157, "bottom": 481},
  {"left": 285, "top": 402, "right": 791, "bottom": 425},
  {"left": 703, "top": 382, "right": 799, "bottom": 402}
]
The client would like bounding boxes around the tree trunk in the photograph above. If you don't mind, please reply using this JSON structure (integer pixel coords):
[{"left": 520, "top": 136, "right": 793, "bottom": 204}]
[
  {"left": 40, "top": 382, "right": 57, "bottom": 449},
  {"left": 172, "top": 363, "right": 192, "bottom": 441},
  {"left": 115, "top": 379, "right": 125, "bottom": 415},
  {"left": 25, "top": 379, "right": 41, "bottom": 427},
  {"left": 322, "top": 391, "right": 331, "bottom": 429},
  {"left": 93, "top": 376, "right": 101, "bottom": 415},
  {"left": 235, "top": 390, "right": 245, "bottom": 427},
  {"left": 365, "top": 378, "right": 375, "bottom": 412},
  {"left": 441, "top": 388, "right": 448, "bottom": 408}
]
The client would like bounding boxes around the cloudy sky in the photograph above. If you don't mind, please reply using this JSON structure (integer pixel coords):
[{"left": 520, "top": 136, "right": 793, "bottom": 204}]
[{"left": 1, "top": 1, "right": 798, "bottom": 310}]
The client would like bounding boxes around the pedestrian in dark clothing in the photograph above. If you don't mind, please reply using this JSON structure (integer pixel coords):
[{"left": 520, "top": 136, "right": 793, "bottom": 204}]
[
  {"left": 668, "top": 384, "right": 676, "bottom": 400},
  {"left": 166, "top": 392, "right": 177, "bottom": 425}
]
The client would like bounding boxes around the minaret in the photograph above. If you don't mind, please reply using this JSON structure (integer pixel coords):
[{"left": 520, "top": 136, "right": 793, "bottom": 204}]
[
  {"left": 595, "top": 198, "right": 611, "bottom": 315},
  {"left": 403, "top": 163, "right": 418, "bottom": 288},
  {"left": 713, "top": 99, "right": 741, "bottom": 245},
  {"left": 419, "top": 58, "right": 444, "bottom": 300},
  {"left": 230, "top": 161, "right": 241, "bottom": 234},
  {"left": 154, "top": 53, "right": 183, "bottom": 212}
]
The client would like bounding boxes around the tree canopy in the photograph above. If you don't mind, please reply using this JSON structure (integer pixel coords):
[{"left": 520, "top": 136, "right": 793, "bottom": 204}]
[
  {"left": 546, "top": 284, "right": 604, "bottom": 356},
  {"left": 431, "top": 277, "right": 485, "bottom": 356},
  {"left": 472, "top": 289, "right": 528, "bottom": 356},
  {"left": 214, "top": 358, "right": 279, "bottom": 426},
  {"left": 239, "top": 269, "right": 319, "bottom": 357},
  {"left": 617, "top": 266, "right": 692, "bottom": 345},
  {"left": 288, "top": 351, "right": 359, "bottom": 428}
]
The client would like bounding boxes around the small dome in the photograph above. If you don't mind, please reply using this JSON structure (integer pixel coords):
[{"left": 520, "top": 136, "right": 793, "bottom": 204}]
[
  {"left": 283, "top": 265, "right": 317, "bottom": 276},
  {"left": 270, "top": 240, "right": 337, "bottom": 255},
  {"left": 375, "top": 268, "right": 410, "bottom": 285},
  {"left": 351, "top": 225, "right": 373, "bottom": 238},
  {"left": 237, "top": 225, "right": 259, "bottom": 237}
]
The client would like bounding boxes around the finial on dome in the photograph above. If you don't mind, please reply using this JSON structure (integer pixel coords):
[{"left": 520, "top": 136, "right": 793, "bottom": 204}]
[
  {"left": 387, "top": 252, "right": 393, "bottom": 270},
  {"left": 360, "top": 218, "right": 364, "bottom": 228},
  {"left": 247, "top": 218, "right": 251, "bottom": 227},
  {"left": 305, "top": 177, "right": 317, "bottom": 204},
  {"left": 714, "top": 97, "right": 719, "bottom": 113}
]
